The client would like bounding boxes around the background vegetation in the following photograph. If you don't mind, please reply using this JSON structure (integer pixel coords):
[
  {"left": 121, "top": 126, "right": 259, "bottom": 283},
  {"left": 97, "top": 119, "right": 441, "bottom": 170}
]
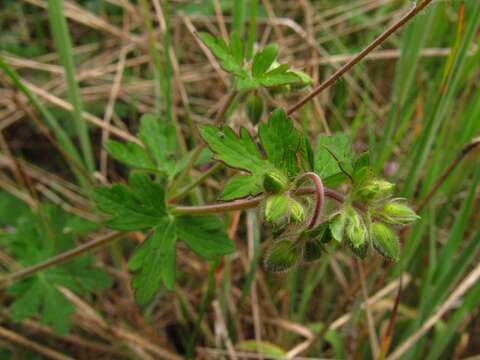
[{"left": 0, "top": 0, "right": 479, "bottom": 359}]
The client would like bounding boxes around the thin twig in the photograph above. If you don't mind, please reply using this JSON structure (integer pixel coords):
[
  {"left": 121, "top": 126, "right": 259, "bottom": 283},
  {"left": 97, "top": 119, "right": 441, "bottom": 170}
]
[
  {"left": 416, "top": 137, "right": 480, "bottom": 212},
  {"left": 0, "top": 231, "right": 125, "bottom": 287},
  {"left": 378, "top": 274, "right": 403, "bottom": 360},
  {"left": 0, "top": 326, "right": 74, "bottom": 360},
  {"left": 286, "top": 0, "right": 435, "bottom": 116},
  {"left": 388, "top": 263, "right": 480, "bottom": 360}
]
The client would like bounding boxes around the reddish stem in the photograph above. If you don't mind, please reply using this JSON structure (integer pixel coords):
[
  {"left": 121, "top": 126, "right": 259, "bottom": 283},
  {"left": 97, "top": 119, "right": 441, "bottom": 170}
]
[
  {"left": 172, "top": 185, "right": 340, "bottom": 216},
  {"left": 296, "top": 172, "right": 325, "bottom": 229}
]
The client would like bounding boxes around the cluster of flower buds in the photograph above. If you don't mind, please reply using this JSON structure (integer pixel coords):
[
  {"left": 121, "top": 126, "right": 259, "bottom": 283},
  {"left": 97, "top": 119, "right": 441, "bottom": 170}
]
[
  {"left": 260, "top": 160, "right": 420, "bottom": 272},
  {"left": 261, "top": 169, "right": 308, "bottom": 228},
  {"left": 328, "top": 170, "right": 419, "bottom": 261}
]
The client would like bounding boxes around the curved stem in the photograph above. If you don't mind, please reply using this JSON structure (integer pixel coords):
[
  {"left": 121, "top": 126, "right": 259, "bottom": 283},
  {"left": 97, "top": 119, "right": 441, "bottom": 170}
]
[
  {"left": 296, "top": 172, "right": 325, "bottom": 229},
  {"left": 171, "top": 185, "right": 341, "bottom": 216}
]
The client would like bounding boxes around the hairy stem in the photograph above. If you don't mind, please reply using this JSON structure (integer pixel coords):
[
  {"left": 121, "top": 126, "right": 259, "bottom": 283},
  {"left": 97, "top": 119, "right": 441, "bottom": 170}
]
[
  {"left": 2, "top": 188, "right": 344, "bottom": 286},
  {"left": 296, "top": 172, "right": 325, "bottom": 229},
  {"left": 286, "top": 0, "right": 435, "bottom": 116},
  {"left": 171, "top": 187, "right": 342, "bottom": 215}
]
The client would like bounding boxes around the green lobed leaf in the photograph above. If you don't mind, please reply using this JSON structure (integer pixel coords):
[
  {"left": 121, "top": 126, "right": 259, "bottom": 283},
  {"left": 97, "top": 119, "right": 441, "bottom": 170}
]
[
  {"left": 200, "top": 125, "right": 267, "bottom": 173},
  {"left": 221, "top": 175, "right": 263, "bottom": 201},
  {"left": 259, "top": 109, "right": 300, "bottom": 177},
  {"left": 175, "top": 215, "right": 235, "bottom": 259},
  {"left": 128, "top": 217, "right": 177, "bottom": 304},
  {"left": 3, "top": 206, "right": 112, "bottom": 334},
  {"left": 139, "top": 114, "right": 178, "bottom": 176},
  {"left": 200, "top": 124, "right": 271, "bottom": 199},
  {"left": 94, "top": 172, "right": 166, "bottom": 231},
  {"left": 259, "top": 71, "right": 300, "bottom": 87},
  {"left": 236, "top": 77, "right": 260, "bottom": 91},
  {"left": 314, "top": 133, "right": 355, "bottom": 185},
  {"left": 104, "top": 140, "right": 154, "bottom": 169},
  {"left": 252, "top": 44, "right": 278, "bottom": 77},
  {"left": 197, "top": 32, "right": 243, "bottom": 75},
  {"left": 105, "top": 114, "right": 179, "bottom": 177},
  {"left": 298, "top": 133, "right": 315, "bottom": 172}
]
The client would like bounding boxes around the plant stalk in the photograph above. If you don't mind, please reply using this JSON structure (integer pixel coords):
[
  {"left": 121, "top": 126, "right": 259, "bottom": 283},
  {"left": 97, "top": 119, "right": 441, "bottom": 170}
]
[{"left": 286, "top": 0, "right": 435, "bottom": 116}]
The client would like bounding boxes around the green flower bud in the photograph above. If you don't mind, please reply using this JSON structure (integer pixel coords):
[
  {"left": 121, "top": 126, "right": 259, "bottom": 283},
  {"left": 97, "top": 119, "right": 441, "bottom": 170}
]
[
  {"left": 246, "top": 94, "right": 264, "bottom": 125},
  {"left": 264, "top": 240, "right": 300, "bottom": 272},
  {"left": 303, "top": 240, "right": 323, "bottom": 262},
  {"left": 345, "top": 207, "right": 367, "bottom": 249},
  {"left": 372, "top": 222, "right": 400, "bottom": 261},
  {"left": 357, "top": 179, "right": 395, "bottom": 202},
  {"left": 379, "top": 200, "right": 420, "bottom": 225},
  {"left": 263, "top": 194, "right": 289, "bottom": 224},
  {"left": 263, "top": 169, "right": 288, "bottom": 194},
  {"left": 305, "top": 223, "right": 332, "bottom": 244},
  {"left": 289, "top": 199, "right": 307, "bottom": 224}
]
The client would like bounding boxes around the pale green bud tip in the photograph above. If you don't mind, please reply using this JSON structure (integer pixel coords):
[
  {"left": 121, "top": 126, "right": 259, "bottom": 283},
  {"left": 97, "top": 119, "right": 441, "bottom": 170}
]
[
  {"left": 372, "top": 222, "right": 400, "bottom": 261},
  {"left": 289, "top": 199, "right": 307, "bottom": 224},
  {"left": 345, "top": 208, "right": 367, "bottom": 249},
  {"left": 263, "top": 169, "right": 288, "bottom": 194},
  {"left": 357, "top": 179, "right": 394, "bottom": 201},
  {"left": 263, "top": 194, "right": 289, "bottom": 223},
  {"left": 380, "top": 200, "right": 420, "bottom": 225}
]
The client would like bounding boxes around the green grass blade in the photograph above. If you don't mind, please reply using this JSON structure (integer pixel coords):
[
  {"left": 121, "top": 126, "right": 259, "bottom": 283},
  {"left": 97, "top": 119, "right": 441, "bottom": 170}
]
[
  {"left": 47, "top": 0, "right": 94, "bottom": 173},
  {"left": 402, "top": 5, "right": 480, "bottom": 197},
  {"left": 246, "top": 0, "right": 258, "bottom": 60},
  {"left": 0, "top": 56, "right": 88, "bottom": 188},
  {"left": 233, "top": 0, "right": 246, "bottom": 38}
]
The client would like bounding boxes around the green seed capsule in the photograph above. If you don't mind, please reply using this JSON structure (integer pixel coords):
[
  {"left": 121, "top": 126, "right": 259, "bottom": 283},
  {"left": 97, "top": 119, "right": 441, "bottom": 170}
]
[
  {"left": 379, "top": 200, "right": 420, "bottom": 225},
  {"left": 246, "top": 94, "right": 264, "bottom": 125},
  {"left": 263, "top": 169, "right": 288, "bottom": 194},
  {"left": 372, "top": 222, "right": 400, "bottom": 261},
  {"left": 264, "top": 240, "right": 300, "bottom": 272}
]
